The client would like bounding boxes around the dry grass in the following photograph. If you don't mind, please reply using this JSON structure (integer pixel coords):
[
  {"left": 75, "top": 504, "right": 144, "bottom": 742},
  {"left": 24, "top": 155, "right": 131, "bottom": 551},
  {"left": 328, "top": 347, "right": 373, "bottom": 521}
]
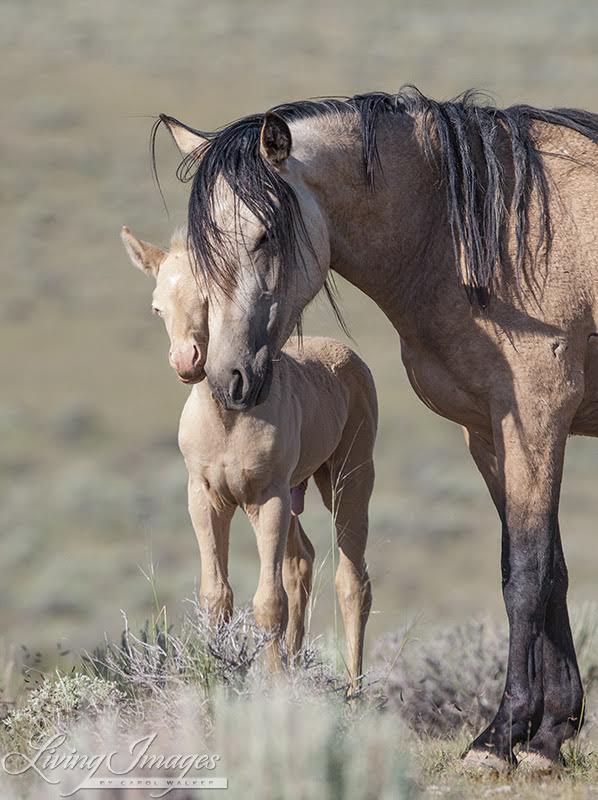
[
  {"left": 0, "top": 606, "right": 596, "bottom": 799},
  {"left": 0, "top": 606, "right": 415, "bottom": 799},
  {"left": 417, "top": 735, "right": 598, "bottom": 800},
  {"left": 374, "top": 605, "right": 598, "bottom": 738}
]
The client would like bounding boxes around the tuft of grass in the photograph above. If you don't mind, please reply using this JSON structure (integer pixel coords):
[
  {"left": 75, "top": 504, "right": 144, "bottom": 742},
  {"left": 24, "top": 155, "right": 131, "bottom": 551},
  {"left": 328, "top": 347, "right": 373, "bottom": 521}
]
[
  {"left": 81, "top": 602, "right": 277, "bottom": 700},
  {"left": 210, "top": 688, "right": 416, "bottom": 800}
]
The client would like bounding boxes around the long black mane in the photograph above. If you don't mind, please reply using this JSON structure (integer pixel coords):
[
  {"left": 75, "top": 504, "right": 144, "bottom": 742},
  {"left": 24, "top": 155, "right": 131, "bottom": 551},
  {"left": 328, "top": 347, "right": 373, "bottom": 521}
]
[{"left": 160, "top": 87, "right": 598, "bottom": 307}]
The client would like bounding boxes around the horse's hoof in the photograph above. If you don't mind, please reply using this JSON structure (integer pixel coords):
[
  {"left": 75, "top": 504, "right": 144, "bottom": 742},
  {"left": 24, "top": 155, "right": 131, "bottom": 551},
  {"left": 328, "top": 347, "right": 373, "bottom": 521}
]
[
  {"left": 460, "top": 748, "right": 513, "bottom": 775},
  {"left": 517, "top": 751, "right": 561, "bottom": 775}
]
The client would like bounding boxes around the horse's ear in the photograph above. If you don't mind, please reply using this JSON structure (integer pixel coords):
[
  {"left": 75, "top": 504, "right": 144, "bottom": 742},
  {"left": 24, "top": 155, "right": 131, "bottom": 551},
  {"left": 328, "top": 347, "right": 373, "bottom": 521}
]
[
  {"left": 160, "top": 114, "right": 207, "bottom": 157},
  {"left": 121, "top": 227, "right": 165, "bottom": 277},
  {"left": 260, "top": 111, "right": 292, "bottom": 166}
]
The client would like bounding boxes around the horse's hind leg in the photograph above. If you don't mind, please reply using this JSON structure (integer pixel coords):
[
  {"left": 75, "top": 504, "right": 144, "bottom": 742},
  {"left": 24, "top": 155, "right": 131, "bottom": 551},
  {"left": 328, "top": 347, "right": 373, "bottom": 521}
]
[
  {"left": 283, "top": 517, "right": 315, "bottom": 658},
  {"left": 314, "top": 460, "right": 373, "bottom": 695}
]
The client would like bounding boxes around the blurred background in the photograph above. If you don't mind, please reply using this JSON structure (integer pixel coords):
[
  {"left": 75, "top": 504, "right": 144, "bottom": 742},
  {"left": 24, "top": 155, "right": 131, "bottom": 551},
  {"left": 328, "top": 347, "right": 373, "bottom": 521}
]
[{"left": 1, "top": 0, "right": 597, "bottom": 656}]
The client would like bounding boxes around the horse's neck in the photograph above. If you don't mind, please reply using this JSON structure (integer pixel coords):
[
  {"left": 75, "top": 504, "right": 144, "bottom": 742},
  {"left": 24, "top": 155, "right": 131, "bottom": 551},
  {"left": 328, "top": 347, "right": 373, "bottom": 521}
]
[{"left": 312, "top": 112, "right": 460, "bottom": 337}]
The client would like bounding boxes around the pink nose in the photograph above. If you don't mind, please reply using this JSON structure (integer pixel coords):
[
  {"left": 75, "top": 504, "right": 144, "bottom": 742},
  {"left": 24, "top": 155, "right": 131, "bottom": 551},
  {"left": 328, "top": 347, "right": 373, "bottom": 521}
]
[{"left": 169, "top": 344, "right": 201, "bottom": 378}]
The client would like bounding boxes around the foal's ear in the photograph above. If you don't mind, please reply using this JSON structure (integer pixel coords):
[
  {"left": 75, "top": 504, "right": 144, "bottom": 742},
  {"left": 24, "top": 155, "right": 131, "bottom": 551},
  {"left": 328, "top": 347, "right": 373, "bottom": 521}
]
[
  {"left": 121, "top": 227, "right": 165, "bottom": 277},
  {"left": 160, "top": 114, "right": 207, "bottom": 157},
  {"left": 260, "top": 111, "right": 292, "bottom": 167}
]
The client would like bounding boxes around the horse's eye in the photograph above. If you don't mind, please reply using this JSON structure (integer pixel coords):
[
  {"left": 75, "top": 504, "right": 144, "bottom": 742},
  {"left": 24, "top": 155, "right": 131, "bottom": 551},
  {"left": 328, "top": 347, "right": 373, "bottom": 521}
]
[
  {"left": 152, "top": 306, "right": 162, "bottom": 317},
  {"left": 254, "top": 231, "right": 269, "bottom": 252}
]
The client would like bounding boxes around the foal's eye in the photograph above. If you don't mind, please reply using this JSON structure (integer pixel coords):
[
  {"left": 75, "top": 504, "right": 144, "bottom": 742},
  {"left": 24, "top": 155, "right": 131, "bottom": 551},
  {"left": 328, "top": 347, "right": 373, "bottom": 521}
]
[{"left": 152, "top": 306, "right": 162, "bottom": 317}]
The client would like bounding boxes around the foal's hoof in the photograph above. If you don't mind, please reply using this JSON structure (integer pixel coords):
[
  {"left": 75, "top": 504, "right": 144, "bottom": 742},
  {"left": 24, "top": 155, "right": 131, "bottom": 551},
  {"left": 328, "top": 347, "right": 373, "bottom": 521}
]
[
  {"left": 517, "top": 751, "right": 561, "bottom": 775},
  {"left": 461, "top": 748, "right": 513, "bottom": 775}
]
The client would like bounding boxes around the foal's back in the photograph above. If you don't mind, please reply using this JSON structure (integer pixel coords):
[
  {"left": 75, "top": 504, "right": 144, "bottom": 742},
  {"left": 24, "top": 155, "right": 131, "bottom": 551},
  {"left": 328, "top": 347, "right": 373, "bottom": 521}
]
[{"left": 281, "top": 337, "right": 377, "bottom": 426}]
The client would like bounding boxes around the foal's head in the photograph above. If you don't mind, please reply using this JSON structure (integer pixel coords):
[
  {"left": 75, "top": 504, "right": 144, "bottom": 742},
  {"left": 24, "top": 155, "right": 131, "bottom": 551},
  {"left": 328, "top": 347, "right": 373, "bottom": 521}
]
[{"left": 121, "top": 227, "right": 208, "bottom": 384}]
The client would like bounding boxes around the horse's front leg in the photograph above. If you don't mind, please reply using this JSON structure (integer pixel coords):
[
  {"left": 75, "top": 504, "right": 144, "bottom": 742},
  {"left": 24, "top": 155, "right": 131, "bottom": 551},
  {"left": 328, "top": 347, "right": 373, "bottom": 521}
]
[
  {"left": 246, "top": 487, "right": 290, "bottom": 672},
  {"left": 188, "top": 477, "right": 235, "bottom": 622},
  {"left": 466, "top": 429, "right": 584, "bottom": 769},
  {"left": 518, "top": 522, "right": 585, "bottom": 769},
  {"left": 465, "top": 376, "right": 582, "bottom": 770}
]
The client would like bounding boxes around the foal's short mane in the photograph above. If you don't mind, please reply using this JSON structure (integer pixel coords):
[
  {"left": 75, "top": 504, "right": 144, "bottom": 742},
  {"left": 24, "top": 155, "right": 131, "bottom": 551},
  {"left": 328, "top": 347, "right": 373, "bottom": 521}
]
[
  {"left": 160, "top": 87, "right": 598, "bottom": 307},
  {"left": 169, "top": 226, "right": 188, "bottom": 254}
]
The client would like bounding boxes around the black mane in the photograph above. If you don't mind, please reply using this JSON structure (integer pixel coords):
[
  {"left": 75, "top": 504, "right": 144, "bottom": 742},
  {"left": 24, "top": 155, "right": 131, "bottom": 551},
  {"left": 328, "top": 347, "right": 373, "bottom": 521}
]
[{"left": 160, "top": 87, "right": 598, "bottom": 307}]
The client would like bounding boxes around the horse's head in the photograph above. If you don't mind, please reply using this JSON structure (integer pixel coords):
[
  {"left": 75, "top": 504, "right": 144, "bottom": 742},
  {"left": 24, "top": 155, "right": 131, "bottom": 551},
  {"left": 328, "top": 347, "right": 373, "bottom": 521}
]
[
  {"left": 121, "top": 227, "right": 208, "bottom": 385},
  {"left": 162, "top": 112, "right": 331, "bottom": 410}
]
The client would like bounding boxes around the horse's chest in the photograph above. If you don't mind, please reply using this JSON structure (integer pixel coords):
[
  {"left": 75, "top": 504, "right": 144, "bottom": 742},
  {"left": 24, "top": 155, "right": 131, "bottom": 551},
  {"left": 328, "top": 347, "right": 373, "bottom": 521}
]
[{"left": 400, "top": 339, "right": 489, "bottom": 432}]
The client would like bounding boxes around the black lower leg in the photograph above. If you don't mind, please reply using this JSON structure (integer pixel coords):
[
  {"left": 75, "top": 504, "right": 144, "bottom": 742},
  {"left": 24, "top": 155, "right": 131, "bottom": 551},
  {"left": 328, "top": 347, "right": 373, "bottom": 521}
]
[
  {"left": 522, "top": 524, "right": 584, "bottom": 761},
  {"left": 470, "top": 519, "right": 555, "bottom": 760},
  {"left": 465, "top": 379, "right": 581, "bottom": 767}
]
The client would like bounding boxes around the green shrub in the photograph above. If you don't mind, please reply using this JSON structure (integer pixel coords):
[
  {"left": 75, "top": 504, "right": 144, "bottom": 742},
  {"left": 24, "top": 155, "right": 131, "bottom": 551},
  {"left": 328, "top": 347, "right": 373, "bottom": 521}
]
[{"left": 3, "top": 673, "right": 124, "bottom": 750}]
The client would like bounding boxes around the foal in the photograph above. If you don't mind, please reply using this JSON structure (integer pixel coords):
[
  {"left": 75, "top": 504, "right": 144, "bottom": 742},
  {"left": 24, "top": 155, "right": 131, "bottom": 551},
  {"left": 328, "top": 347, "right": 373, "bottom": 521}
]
[{"left": 121, "top": 227, "right": 378, "bottom": 687}]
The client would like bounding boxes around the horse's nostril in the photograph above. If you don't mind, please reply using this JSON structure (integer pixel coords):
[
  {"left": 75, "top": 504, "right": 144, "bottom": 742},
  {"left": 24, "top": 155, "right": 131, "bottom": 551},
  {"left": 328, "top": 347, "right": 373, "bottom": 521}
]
[
  {"left": 192, "top": 344, "right": 200, "bottom": 366},
  {"left": 226, "top": 365, "right": 259, "bottom": 409},
  {"left": 229, "top": 370, "right": 245, "bottom": 404}
]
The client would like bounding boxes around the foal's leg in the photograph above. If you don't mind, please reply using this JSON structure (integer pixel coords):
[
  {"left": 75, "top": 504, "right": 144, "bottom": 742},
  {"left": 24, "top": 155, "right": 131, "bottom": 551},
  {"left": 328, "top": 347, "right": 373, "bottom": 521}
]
[
  {"left": 283, "top": 516, "right": 315, "bottom": 658},
  {"left": 467, "top": 430, "right": 584, "bottom": 768},
  {"left": 246, "top": 488, "right": 290, "bottom": 671},
  {"left": 188, "top": 477, "right": 234, "bottom": 622},
  {"left": 465, "top": 379, "right": 582, "bottom": 769},
  {"left": 314, "top": 460, "right": 373, "bottom": 695}
]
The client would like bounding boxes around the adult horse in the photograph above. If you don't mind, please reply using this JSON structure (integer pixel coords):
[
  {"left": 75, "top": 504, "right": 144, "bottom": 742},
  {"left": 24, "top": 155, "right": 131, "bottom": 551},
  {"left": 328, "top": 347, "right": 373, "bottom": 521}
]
[{"left": 157, "top": 88, "right": 598, "bottom": 771}]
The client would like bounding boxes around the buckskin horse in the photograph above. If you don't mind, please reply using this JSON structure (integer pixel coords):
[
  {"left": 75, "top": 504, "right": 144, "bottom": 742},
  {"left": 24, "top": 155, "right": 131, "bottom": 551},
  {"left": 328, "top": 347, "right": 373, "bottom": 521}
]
[{"left": 156, "top": 87, "right": 598, "bottom": 771}]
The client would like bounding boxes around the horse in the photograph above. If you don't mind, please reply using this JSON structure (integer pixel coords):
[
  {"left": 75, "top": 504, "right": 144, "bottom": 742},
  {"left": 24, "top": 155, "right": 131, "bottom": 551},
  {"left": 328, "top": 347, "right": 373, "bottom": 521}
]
[
  {"left": 155, "top": 88, "right": 598, "bottom": 771},
  {"left": 121, "top": 226, "right": 378, "bottom": 690}
]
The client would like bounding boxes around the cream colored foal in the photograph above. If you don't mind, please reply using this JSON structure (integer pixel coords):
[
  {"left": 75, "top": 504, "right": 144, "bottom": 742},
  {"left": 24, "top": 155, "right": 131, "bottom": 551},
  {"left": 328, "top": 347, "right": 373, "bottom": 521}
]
[{"left": 122, "top": 227, "right": 378, "bottom": 688}]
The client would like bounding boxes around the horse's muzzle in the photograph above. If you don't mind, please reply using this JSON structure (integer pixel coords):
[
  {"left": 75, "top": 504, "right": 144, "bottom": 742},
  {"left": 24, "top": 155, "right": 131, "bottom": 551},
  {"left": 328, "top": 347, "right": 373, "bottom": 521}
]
[{"left": 211, "top": 354, "right": 273, "bottom": 411}]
